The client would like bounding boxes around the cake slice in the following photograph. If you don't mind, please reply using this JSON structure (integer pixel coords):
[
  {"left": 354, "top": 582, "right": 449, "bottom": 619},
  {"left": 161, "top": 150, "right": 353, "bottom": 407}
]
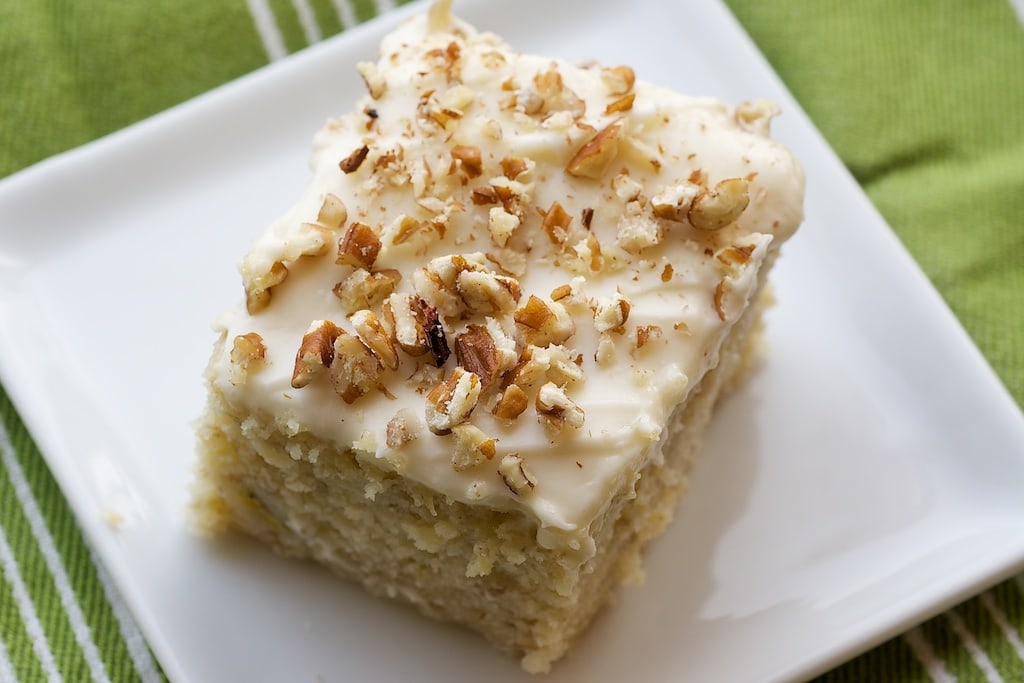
[{"left": 192, "top": 0, "right": 804, "bottom": 672}]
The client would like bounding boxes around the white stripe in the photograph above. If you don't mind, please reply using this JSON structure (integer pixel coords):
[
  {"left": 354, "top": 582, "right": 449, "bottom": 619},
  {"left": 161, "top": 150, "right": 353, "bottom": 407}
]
[
  {"left": 332, "top": 0, "right": 359, "bottom": 29},
  {"left": 291, "top": 0, "right": 323, "bottom": 44},
  {"left": 981, "top": 591, "right": 1024, "bottom": 661},
  {"left": 245, "top": 0, "right": 289, "bottom": 61},
  {"left": 0, "top": 524, "right": 62, "bottom": 683},
  {"left": 374, "top": 0, "right": 396, "bottom": 13},
  {"left": 946, "top": 609, "right": 1004, "bottom": 683},
  {"left": 0, "top": 626, "right": 18, "bottom": 683},
  {"left": 88, "top": 546, "right": 163, "bottom": 683},
  {"left": 904, "top": 626, "right": 957, "bottom": 683},
  {"left": 0, "top": 427, "right": 112, "bottom": 683}
]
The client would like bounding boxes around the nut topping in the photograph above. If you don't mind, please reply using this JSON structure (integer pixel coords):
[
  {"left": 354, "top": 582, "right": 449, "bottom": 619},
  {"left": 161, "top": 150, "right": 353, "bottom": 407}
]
[
  {"left": 386, "top": 408, "right": 421, "bottom": 449},
  {"left": 540, "top": 200, "right": 572, "bottom": 248},
  {"left": 329, "top": 330, "right": 384, "bottom": 404},
  {"left": 451, "top": 145, "right": 483, "bottom": 178},
  {"left": 339, "top": 145, "right": 370, "bottom": 174},
  {"left": 229, "top": 332, "right": 266, "bottom": 385},
  {"left": 451, "top": 424, "right": 497, "bottom": 472},
  {"left": 651, "top": 181, "right": 701, "bottom": 222},
  {"left": 336, "top": 222, "right": 382, "bottom": 269},
  {"left": 383, "top": 292, "right": 429, "bottom": 357},
  {"left": 316, "top": 193, "right": 349, "bottom": 229},
  {"left": 333, "top": 268, "right": 401, "bottom": 315},
  {"left": 425, "top": 367, "right": 481, "bottom": 434},
  {"left": 291, "top": 319, "right": 342, "bottom": 388},
  {"left": 243, "top": 260, "right": 288, "bottom": 314},
  {"left": 498, "top": 453, "right": 536, "bottom": 495},
  {"left": 535, "top": 382, "right": 585, "bottom": 431},
  {"left": 513, "top": 295, "right": 576, "bottom": 347},
  {"left": 601, "top": 65, "right": 636, "bottom": 96},
  {"left": 455, "top": 324, "right": 502, "bottom": 387},
  {"left": 350, "top": 309, "right": 399, "bottom": 371},
  {"left": 492, "top": 384, "right": 529, "bottom": 421},
  {"left": 566, "top": 119, "right": 623, "bottom": 179},
  {"left": 688, "top": 178, "right": 750, "bottom": 231},
  {"left": 593, "top": 292, "right": 631, "bottom": 333}
]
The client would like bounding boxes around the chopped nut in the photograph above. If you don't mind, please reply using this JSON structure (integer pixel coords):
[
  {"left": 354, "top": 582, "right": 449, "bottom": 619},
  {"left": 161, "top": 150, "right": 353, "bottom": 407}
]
[
  {"left": 451, "top": 424, "right": 497, "bottom": 472},
  {"left": 616, "top": 201, "right": 663, "bottom": 252},
  {"left": 291, "top": 319, "right": 342, "bottom": 388},
  {"left": 500, "top": 156, "right": 530, "bottom": 180},
  {"left": 229, "top": 332, "right": 266, "bottom": 385},
  {"left": 386, "top": 408, "right": 421, "bottom": 449},
  {"left": 514, "top": 296, "right": 576, "bottom": 347},
  {"left": 333, "top": 268, "right": 401, "bottom": 314},
  {"left": 317, "top": 193, "right": 349, "bottom": 228},
  {"left": 594, "top": 332, "right": 616, "bottom": 366},
  {"left": 604, "top": 92, "right": 636, "bottom": 115},
  {"left": 451, "top": 145, "right": 483, "bottom": 178},
  {"left": 425, "top": 367, "right": 482, "bottom": 434},
  {"left": 661, "top": 263, "right": 675, "bottom": 282},
  {"left": 566, "top": 119, "right": 623, "bottom": 179},
  {"left": 472, "top": 186, "right": 501, "bottom": 205},
  {"left": 715, "top": 244, "right": 756, "bottom": 269},
  {"left": 611, "top": 173, "right": 644, "bottom": 202},
  {"left": 455, "top": 324, "right": 502, "bottom": 387},
  {"left": 243, "top": 260, "right": 288, "bottom": 314},
  {"left": 714, "top": 278, "right": 731, "bottom": 321},
  {"left": 498, "top": 453, "right": 536, "bottom": 495},
  {"left": 581, "top": 207, "right": 594, "bottom": 230},
  {"left": 419, "top": 299, "right": 451, "bottom": 368},
  {"left": 487, "top": 207, "right": 520, "bottom": 247},
  {"left": 337, "top": 222, "right": 382, "bottom": 269},
  {"left": 329, "top": 330, "right": 384, "bottom": 404},
  {"left": 339, "top": 145, "right": 370, "bottom": 174},
  {"left": 635, "top": 324, "right": 663, "bottom": 350},
  {"left": 536, "top": 382, "right": 585, "bottom": 431},
  {"left": 651, "top": 180, "right": 701, "bottom": 222},
  {"left": 484, "top": 248, "right": 528, "bottom": 278},
  {"left": 383, "top": 292, "right": 429, "bottom": 357},
  {"left": 550, "top": 284, "right": 572, "bottom": 301},
  {"left": 533, "top": 69, "right": 585, "bottom": 118},
  {"left": 357, "top": 61, "right": 387, "bottom": 98},
  {"left": 594, "top": 292, "right": 631, "bottom": 332},
  {"left": 350, "top": 309, "right": 399, "bottom": 371},
  {"left": 457, "top": 270, "right": 522, "bottom": 315},
  {"left": 601, "top": 65, "right": 636, "bottom": 96},
  {"left": 688, "top": 178, "right": 750, "bottom": 231},
  {"left": 529, "top": 344, "right": 585, "bottom": 386},
  {"left": 492, "top": 384, "right": 529, "bottom": 421},
  {"left": 282, "top": 222, "right": 334, "bottom": 261},
  {"left": 540, "top": 200, "right": 572, "bottom": 248}
]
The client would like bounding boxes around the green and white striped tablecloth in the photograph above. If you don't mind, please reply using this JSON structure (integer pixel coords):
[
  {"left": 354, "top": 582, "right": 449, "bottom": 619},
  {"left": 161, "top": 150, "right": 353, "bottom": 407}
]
[{"left": 1, "top": 1, "right": 1022, "bottom": 681}]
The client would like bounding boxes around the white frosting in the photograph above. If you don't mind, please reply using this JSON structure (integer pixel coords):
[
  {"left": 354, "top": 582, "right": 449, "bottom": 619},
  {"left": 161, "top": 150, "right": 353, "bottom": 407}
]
[{"left": 207, "top": 4, "right": 804, "bottom": 555}]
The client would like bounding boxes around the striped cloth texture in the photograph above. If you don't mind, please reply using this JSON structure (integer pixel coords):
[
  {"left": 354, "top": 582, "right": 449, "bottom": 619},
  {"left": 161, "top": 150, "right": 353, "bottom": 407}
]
[{"left": 1, "top": 0, "right": 1022, "bottom": 681}]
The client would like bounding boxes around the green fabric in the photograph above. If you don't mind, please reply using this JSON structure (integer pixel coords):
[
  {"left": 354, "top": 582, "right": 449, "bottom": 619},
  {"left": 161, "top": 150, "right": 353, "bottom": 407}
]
[{"left": 0, "top": 0, "right": 1021, "bottom": 681}]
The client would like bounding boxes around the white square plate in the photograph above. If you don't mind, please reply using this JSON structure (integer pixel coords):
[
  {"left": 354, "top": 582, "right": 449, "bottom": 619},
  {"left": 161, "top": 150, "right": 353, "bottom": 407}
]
[{"left": 2, "top": 0, "right": 1024, "bottom": 681}]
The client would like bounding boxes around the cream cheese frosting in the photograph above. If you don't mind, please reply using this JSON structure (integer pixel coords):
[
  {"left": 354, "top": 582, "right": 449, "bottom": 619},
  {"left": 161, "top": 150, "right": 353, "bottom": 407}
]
[{"left": 208, "top": 0, "right": 804, "bottom": 554}]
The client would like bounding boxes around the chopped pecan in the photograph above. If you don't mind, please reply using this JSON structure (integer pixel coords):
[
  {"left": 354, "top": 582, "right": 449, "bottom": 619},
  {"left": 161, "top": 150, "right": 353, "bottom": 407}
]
[
  {"left": 329, "top": 330, "right": 384, "bottom": 404},
  {"left": 316, "top": 193, "right": 349, "bottom": 229},
  {"left": 535, "top": 382, "right": 585, "bottom": 431},
  {"left": 566, "top": 119, "right": 623, "bottom": 179},
  {"left": 425, "top": 367, "right": 481, "bottom": 434},
  {"left": 339, "top": 145, "right": 370, "bottom": 174},
  {"left": 336, "top": 222, "right": 382, "bottom": 269},
  {"left": 514, "top": 296, "right": 575, "bottom": 347},
  {"left": 229, "top": 332, "right": 266, "bottom": 385},
  {"left": 498, "top": 453, "right": 536, "bottom": 495},
  {"left": 350, "top": 309, "right": 399, "bottom": 371},
  {"left": 688, "top": 178, "right": 750, "bottom": 231},
  {"left": 291, "top": 319, "right": 342, "bottom": 388},
  {"left": 540, "top": 200, "right": 572, "bottom": 248},
  {"left": 451, "top": 424, "right": 497, "bottom": 472},
  {"left": 451, "top": 145, "right": 483, "bottom": 178},
  {"left": 333, "top": 268, "right": 401, "bottom": 315},
  {"left": 492, "top": 384, "right": 529, "bottom": 421},
  {"left": 386, "top": 408, "right": 421, "bottom": 449}
]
